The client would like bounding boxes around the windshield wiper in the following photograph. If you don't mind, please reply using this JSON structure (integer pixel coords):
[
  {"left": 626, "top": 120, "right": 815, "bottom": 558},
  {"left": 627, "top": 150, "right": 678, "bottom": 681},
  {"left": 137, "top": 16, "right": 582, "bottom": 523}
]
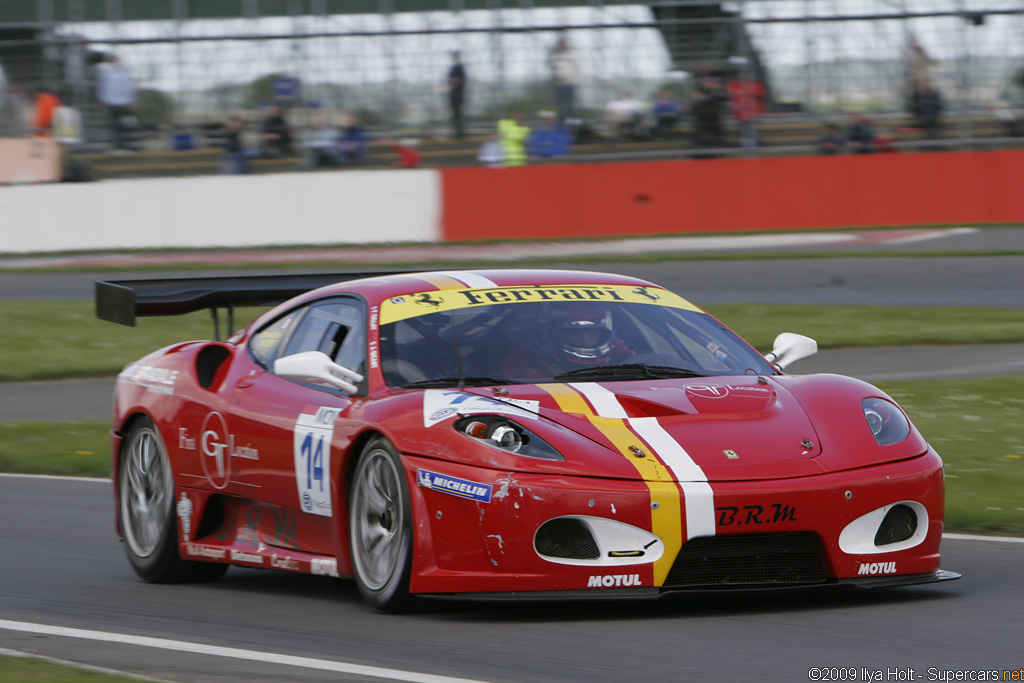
[
  {"left": 402, "top": 376, "right": 521, "bottom": 389},
  {"left": 553, "top": 364, "right": 705, "bottom": 381}
]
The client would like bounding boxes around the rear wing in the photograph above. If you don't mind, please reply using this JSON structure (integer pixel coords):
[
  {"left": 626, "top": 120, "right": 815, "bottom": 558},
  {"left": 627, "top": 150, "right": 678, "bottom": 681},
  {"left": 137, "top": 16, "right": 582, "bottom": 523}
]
[{"left": 95, "top": 271, "right": 408, "bottom": 339}]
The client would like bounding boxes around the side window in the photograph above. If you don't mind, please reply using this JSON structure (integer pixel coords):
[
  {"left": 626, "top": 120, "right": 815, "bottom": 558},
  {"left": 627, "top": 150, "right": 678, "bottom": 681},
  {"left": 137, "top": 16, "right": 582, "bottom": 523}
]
[
  {"left": 281, "top": 299, "right": 366, "bottom": 376},
  {"left": 249, "top": 308, "right": 306, "bottom": 369}
]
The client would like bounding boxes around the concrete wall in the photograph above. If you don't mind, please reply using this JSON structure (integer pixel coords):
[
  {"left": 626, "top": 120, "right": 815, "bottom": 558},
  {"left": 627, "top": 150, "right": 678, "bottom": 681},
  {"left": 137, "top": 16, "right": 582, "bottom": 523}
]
[
  {"left": 4, "top": 149, "right": 1024, "bottom": 254},
  {"left": 1, "top": 170, "right": 441, "bottom": 253}
]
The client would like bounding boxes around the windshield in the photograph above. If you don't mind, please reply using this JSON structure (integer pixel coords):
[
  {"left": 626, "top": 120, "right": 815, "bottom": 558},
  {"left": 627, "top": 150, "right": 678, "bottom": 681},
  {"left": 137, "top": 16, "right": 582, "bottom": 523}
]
[{"left": 377, "top": 285, "right": 775, "bottom": 387}]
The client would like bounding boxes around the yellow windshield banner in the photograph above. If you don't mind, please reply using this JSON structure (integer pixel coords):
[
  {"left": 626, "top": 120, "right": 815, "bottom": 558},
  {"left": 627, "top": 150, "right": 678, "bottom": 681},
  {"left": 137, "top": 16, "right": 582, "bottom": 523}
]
[{"left": 379, "top": 284, "right": 700, "bottom": 325}]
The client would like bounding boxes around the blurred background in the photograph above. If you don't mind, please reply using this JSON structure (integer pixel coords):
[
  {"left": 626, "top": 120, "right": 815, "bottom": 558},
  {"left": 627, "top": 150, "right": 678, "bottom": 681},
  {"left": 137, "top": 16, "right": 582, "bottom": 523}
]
[{"left": 3, "top": 0, "right": 1024, "bottom": 173}]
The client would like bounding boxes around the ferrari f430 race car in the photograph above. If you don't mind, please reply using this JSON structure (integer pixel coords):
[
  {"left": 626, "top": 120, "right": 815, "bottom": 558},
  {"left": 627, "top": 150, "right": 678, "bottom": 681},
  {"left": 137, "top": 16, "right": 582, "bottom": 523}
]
[{"left": 96, "top": 269, "right": 959, "bottom": 610}]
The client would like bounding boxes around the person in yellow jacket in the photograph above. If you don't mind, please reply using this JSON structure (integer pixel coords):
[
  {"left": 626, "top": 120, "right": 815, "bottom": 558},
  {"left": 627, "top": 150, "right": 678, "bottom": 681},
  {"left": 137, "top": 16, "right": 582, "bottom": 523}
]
[{"left": 497, "top": 111, "right": 530, "bottom": 167}]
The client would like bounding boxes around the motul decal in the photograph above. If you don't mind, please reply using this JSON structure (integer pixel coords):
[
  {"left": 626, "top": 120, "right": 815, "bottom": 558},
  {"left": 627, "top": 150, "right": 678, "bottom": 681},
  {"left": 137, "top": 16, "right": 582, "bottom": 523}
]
[
  {"left": 858, "top": 562, "right": 897, "bottom": 575},
  {"left": 587, "top": 574, "right": 642, "bottom": 588}
]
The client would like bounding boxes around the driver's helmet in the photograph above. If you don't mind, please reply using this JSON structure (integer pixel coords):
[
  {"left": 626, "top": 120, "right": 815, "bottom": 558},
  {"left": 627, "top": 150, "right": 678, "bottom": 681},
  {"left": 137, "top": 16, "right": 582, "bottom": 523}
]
[{"left": 551, "top": 304, "right": 615, "bottom": 365}]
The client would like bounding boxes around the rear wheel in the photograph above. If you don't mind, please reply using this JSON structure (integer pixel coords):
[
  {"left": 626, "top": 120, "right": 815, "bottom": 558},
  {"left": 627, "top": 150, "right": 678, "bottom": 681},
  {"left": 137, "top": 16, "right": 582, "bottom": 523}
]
[
  {"left": 119, "top": 417, "right": 227, "bottom": 583},
  {"left": 348, "top": 437, "right": 414, "bottom": 611}
]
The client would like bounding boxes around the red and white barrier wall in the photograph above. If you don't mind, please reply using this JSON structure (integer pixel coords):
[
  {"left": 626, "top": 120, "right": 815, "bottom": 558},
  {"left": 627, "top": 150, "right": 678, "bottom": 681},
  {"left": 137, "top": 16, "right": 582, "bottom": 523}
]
[{"left": 3, "top": 150, "right": 1023, "bottom": 254}]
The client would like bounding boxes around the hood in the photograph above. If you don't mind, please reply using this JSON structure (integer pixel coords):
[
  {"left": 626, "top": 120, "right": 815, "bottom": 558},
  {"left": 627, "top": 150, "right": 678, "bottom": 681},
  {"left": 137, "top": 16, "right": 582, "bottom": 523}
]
[{"left": 465, "top": 377, "right": 829, "bottom": 482}]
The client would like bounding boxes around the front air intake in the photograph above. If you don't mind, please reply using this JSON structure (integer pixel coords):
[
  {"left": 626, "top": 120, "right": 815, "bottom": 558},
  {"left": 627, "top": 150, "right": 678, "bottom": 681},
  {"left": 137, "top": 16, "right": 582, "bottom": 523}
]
[
  {"left": 665, "top": 533, "right": 827, "bottom": 587},
  {"left": 874, "top": 504, "right": 918, "bottom": 546},
  {"left": 535, "top": 518, "right": 600, "bottom": 560}
]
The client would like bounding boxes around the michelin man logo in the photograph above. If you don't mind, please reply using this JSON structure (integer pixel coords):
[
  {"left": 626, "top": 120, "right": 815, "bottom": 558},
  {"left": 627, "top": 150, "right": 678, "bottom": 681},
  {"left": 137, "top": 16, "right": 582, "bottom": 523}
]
[{"left": 176, "top": 492, "right": 193, "bottom": 542}]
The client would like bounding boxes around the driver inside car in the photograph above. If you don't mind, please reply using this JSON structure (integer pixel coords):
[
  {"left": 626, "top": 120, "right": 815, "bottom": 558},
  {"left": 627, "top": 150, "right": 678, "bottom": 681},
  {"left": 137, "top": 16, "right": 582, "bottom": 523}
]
[{"left": 502, "top": 303, "right": 634, "bottom": 380}]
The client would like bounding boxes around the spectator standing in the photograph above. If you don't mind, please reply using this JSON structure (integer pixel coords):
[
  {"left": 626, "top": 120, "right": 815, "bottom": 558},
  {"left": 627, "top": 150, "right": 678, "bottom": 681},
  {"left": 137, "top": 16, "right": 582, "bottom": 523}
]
[
  {"left": 651, "top": 89, "right": 682, "bottom": 139},
  {"left": 527, "top": 110, "right": 571, "bottom": 160},
  {"left": 497, "top": 111, "right": 530, "bottom": 167},
  {"left": 691, "top": 76, "right": 727, "bottom": 153},
  {"left": 727, "top": 77, "right": 766, "bottom": 148},
  {"left": 96, "top": 55, "right": 137, "bottom": 151},
  {"left": 301, "top": 116, "right": 342, "bottom": 168},
  {"left": 260, "top": 104, "right": 293, "bottom": 157},
  {"left": 909, "top": 76, "right": 943, "bottom": 142},
  {"left": 221, "top": 117, "right": 249, "bottom": 174},
  {"left": 31, "top": 87, "right": 61, "bottom": 137},
  {"left": 606, "top": 89, "right": 645, "bottom": 140},
  {"left": 550, "top": 35, "right": 581, "bottom": 121},
  {"left": 477, "top": 133, "right": 504, "bottom": 168},
  {"left": 339, "top": 115, "right": 369, "bottom": 164},
  {"left": 816, "top": 123, "right": 846, "bottom": 155},
  {"left": 845, "top": 113, "right": 876, "bottom": 153},
  {"left": 446, "top": 51, "right": 467, "bottom": 139}
]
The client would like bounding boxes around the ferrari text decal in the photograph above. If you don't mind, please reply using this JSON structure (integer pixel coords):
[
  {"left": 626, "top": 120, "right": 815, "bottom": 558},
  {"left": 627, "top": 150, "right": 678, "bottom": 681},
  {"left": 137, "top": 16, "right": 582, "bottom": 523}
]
[
  {"left": 716, "top": 503, "right": 798, "bottom": 526},
  {"left": 423, "top": 389, "right": 539, "bottom": 427},
  {"left": 294, "top": 406, "right": 341, "bottom": 517},
  {"left": 379, "top": 284, "right": 700, "bottom": 324},
  {"left": 417, "top": 469, "right": 493, "bottom": 503}
]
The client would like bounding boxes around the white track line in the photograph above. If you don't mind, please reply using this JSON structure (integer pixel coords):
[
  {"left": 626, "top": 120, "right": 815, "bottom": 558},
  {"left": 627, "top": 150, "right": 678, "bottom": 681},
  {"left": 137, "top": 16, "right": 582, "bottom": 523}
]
[
  {"left": 942, "top": 533, "right": 1024, "bottom": 544},
  {"left": 0, "top": 620, "right": 494, "bottom": 683},
  {"left": 0, "top": 473, "right": 108, "bottom": 483}
]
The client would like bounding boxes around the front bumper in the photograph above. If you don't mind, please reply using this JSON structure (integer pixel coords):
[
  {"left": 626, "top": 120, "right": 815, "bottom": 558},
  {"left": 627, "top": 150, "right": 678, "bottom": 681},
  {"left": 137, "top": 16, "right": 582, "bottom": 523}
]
[{"left": 402, "top": 448, "right": 953, "bottom": 596}]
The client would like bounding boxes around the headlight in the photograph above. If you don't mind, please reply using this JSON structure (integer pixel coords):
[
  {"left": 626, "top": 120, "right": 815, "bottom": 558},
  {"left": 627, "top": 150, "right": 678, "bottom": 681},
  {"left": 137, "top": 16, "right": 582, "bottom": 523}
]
[
  {"left": 455, "top": 416, "right": 564, "bottom": 460},
  {"left": 862, "top": 398, "right": 911, "bottom": 446}
]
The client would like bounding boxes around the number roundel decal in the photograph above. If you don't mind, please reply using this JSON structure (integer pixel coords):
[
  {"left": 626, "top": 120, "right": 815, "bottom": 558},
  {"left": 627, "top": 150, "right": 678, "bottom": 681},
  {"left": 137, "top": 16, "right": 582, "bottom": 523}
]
[{"left": 294, "top": 407, "right": 341, "bottom": 516}]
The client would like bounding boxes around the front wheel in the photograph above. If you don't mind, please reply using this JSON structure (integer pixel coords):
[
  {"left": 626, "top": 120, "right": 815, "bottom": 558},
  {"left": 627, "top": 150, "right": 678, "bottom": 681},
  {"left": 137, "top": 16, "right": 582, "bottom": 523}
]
[
  {"left": 119, "top": 417, "right": 227, "bottom": 583},
  {"left": 348, "top": 437, "right": 414, "bottom": 611}
]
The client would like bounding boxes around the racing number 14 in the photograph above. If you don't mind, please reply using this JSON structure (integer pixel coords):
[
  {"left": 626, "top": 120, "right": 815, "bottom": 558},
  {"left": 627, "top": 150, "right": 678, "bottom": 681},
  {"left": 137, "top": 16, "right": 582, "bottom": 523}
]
[
  {"left": 293, "top": 407, "right": 341, "bottom": 517},
  {"left": 300, "top": 432, "right": 325, "bottom": 492}
]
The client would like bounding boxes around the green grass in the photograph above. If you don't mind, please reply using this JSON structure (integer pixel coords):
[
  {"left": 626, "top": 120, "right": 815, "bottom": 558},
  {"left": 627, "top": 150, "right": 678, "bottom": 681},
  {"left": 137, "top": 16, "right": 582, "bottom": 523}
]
[
  {"left": 0, "top": 654, "right": 144, "bottom": 682},
  {"left": 0, "top": 300, "right": 1021, "bottom": 383},
  {"left": 3, "top": 377, "right": 1022, "bottom": 534},
  {"left": 0, "top": 420, "right": 111, "bottom": 477},
  {"left": 0, "top": 301, "right": 266, "bottom": 382},
  {"left": 704, "top": 303, "right": 1024, "bottom": 350},
  {"left": 879, "top": 376, "right": 1024, "bottom": 535}
]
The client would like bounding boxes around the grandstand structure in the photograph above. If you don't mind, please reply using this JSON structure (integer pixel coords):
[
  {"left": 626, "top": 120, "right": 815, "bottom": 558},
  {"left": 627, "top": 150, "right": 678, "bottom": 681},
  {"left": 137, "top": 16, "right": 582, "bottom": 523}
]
[{"left": 2, "top": 1, "right": 1024, "bottom": 162}]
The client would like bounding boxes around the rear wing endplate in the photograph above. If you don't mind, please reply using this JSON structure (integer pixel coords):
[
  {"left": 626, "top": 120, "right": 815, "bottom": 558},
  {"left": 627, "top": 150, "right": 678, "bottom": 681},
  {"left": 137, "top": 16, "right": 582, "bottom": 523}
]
[{"left": 95, "top": 271, "right": 408, "bottom": 339}]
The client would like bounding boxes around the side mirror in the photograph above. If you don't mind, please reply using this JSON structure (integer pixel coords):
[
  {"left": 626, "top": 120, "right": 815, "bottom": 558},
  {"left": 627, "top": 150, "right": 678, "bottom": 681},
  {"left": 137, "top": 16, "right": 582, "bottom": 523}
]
[
  {"left": 764, "top": 333, "right": 818, "bottom": 370},
  {"left": 274, "top": 351, "right": 364, "bottom": 394}
]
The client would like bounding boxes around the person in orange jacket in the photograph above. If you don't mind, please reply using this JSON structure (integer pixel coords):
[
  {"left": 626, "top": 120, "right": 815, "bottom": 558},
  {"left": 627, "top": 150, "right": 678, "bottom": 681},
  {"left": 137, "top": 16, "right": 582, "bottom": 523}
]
[{"left": 32, "top": 87, "right": 62, "bottom": 137}]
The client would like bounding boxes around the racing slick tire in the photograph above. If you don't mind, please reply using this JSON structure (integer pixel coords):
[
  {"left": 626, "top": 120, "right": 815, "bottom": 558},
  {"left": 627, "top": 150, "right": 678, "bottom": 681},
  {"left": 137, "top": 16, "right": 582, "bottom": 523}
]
[
  {"left": 349, "top": 436, "right": 414, "bottom": 611},
  {"left": 119, "top": 417, "right": 227, "bottom": 583}
]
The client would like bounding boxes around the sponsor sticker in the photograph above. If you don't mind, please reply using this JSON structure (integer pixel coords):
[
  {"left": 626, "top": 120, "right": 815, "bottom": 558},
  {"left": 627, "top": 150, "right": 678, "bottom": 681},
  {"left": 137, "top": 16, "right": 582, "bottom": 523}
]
[
  {"left": 197, "top": 412, "right": 260, "bottom": 489},
  {"left": 294, "top": 407, "right": 341, "bottom": 517},
  {"left": 119, "top": 365, "right": 179, "bottom": 395},
  {"left": 176, "top": 492, "right": 193, "bottom": 542},
  {"left": 858, "top": 562, "right": 897, "bottom": 575},
  {"left": 423, "top": 389, "right": 539, "bottom": 428},
  {"left": 311, "top": 557, "right": 339, "bottom": 577},
  {"left": 417, "top": 469, "right": 493, "bottom": 503},
  {"left": 587, "top": 574, "right": 642, "bottom": 588},
  {"left": 380, "top": 284, "right": 700, "bottom": 325}
]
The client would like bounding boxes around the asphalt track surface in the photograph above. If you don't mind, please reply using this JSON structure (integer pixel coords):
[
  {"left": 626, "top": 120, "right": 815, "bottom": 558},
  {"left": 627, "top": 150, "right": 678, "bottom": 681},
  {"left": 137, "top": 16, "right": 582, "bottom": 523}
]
[
  {"left": 0, "top": 475, "right": 1021, "bottom": 683},
  {"left": 1, "top": 227, "right": 1022, "bottom": 681}
]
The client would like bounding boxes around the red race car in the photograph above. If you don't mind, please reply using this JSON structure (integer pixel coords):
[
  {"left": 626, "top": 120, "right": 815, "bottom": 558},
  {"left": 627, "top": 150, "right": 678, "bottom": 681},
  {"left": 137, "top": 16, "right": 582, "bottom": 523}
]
[{"left": 96, "top": 269, "right": 959, "bottom": 610}]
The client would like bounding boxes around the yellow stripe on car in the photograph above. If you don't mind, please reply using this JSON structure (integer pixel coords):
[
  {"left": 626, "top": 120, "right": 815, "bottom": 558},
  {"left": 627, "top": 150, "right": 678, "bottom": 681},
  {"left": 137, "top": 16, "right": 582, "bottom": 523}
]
[{"left": 538, "top": 383, "right": 684, "bottom": 586}]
